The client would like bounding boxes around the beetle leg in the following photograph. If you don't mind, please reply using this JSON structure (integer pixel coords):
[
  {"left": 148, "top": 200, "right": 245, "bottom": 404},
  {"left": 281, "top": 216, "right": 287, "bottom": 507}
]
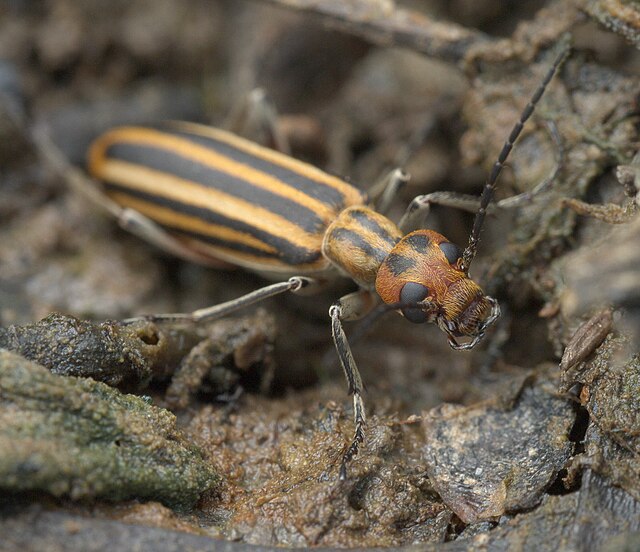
[
  {"left": 368, "top": 168, "right": 410, "bottom": 215},
  {"left": 117, "top": 208, "right": 229, "bottom": 267},
  {"left": 399, "top": 119, "right": 563, "bottom": 235},
  {"left": 224, "top": 87, "right": 291, "bottom": 155},
  {"left": 328, "top": 290, "right": 376, "bottom": 480},
  {"left": 123, "top": 276, "right": 318, "bottom": 324},
  {"left": 398, "top": 177, "right": 555, "bottom": 233},
  {"left": 398, "top": 185, "right": 550, "bottom": 232},
  {"left": 399, "top": 191, "right": 478, "bottom": 234}
]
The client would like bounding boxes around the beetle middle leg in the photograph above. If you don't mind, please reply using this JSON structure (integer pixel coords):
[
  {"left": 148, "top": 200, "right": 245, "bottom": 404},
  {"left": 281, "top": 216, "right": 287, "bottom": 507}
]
[
  {"left": 328, "top": 289, "right": 377, "bottom": 480},
  {"left": 123, "top": 276, "right": 319, "bottom": 325}
]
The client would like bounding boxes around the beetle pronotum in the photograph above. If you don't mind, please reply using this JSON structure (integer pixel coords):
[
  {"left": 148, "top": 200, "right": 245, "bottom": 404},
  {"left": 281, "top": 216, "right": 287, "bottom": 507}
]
[{"left": 85, "top": 45, "right": 569, "bottom": 479}]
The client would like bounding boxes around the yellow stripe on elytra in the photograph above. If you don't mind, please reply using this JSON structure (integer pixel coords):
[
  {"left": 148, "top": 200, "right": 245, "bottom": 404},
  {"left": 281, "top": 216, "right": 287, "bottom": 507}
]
[
  {"left": 92, "top": 127, "right": 342, "bottom": 223},
  {"left": 107, "top": 191, "right": 278, "bottom": 254},
  {"left": 100, "top": 159, "right": 324, "bottom": 251},
  {"left": 170, "top": 121, "right": 367, "bottom": 206}
]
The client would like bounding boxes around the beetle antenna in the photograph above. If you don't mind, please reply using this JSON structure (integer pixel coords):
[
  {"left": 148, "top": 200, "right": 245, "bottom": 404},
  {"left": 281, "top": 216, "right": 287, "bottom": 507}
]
[{"left": 461, "top": 40, "right": 571, "bottom": 273}]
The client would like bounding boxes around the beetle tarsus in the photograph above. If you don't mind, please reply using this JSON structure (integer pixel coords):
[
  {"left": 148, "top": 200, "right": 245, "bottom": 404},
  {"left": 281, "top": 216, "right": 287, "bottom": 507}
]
[{"left": 339, "top": 392, "right": 366, "bottom": 480}]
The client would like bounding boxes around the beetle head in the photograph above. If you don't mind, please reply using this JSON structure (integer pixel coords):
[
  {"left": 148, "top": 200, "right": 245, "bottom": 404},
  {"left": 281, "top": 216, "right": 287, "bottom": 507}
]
[{"left": 375, "top": 229, "right": 499, "bottom": 349}]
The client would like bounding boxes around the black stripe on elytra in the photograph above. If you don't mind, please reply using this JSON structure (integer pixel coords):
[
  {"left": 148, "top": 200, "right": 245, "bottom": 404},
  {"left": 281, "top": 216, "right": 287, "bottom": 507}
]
[
  {"left": 163, "top": 126, "right": 363, "bottom": 210},
  {"left": 405, "top": 233, "right": 430, "bottom": 253},
  {"left": 346, "top": 208, "right": 401, "bottom": 248},
  {"left": 172, "top": 228, "right": 299, "bottom": 262},
  {"left": 174, "top": 230, "right": 275, "bottom": 259},
  {"left": 330, "top": 227, "right": 390, "bottom": 266},
  {"left": 104, "top": 183, "right": 322, "bottom": 266},
  {"left": 384, "top": 252, "right": 416, "bottom": 277},
  {"left": 104, "top": 142, "right": 325, "bottom": 235}
]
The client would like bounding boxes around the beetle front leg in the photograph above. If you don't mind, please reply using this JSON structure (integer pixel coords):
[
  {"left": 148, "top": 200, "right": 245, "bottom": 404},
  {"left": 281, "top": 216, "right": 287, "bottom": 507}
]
[
  {"left": 398, "top": 120, "right": 564, "bottom": 235},
  {"left": 328, "top": 290, "right": 376, "bottom": 480},
  {"left": 398, "top": 191, "right": 489, "bottom": 234}
]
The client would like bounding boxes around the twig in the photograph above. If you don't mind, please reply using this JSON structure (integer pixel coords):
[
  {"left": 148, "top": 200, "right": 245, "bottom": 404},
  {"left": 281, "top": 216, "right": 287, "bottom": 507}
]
[
  {"left": 256, "top": 0, "right": 493, "bottom": 63},
  {"left": 578, "top": 0, "right": 640, "bottom": 48}
]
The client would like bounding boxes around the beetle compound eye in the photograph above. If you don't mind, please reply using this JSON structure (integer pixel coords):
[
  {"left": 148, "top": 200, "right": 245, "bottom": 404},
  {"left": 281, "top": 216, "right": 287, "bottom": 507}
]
[
  {"left": 400, "top": 282, "right": 430, "bottom": 324},
  {"left": 439, "top": 242, "right": 463, "bottom": 265},
  {"left": 400, "top": 281, "right": 429, "bottom": 303}
]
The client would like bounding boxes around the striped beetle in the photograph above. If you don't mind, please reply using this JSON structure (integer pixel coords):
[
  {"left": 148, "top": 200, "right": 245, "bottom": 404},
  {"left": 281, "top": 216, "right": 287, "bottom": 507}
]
[{"left": 86, "top": 47, "right": 568, "bottom": 479}]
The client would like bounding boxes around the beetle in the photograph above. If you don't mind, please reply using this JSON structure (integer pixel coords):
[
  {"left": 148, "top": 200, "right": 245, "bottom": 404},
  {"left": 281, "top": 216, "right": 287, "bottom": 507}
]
[{"left": 86, "top": 46, "right": 568, "bottom": 479}]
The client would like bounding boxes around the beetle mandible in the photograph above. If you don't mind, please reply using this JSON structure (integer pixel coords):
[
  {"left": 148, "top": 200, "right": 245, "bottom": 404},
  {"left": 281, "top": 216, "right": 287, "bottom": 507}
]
[{"left": 86, "top": 46, "right": 568, "bottom": 479}]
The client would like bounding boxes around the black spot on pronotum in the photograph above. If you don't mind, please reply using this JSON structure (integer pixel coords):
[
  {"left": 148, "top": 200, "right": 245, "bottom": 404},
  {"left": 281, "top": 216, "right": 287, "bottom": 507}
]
[
  {"left": 439, "top": 242, "right": 463, "bottom": 265},
  {"left": 405, "top": 233, "right": 430, "bottom": 253},
  {"left": 385, "top": 253, "right": 416, "bottom": 277},
  {"left": 400, "top": 282, "right": 429, "bottom": 323}
]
